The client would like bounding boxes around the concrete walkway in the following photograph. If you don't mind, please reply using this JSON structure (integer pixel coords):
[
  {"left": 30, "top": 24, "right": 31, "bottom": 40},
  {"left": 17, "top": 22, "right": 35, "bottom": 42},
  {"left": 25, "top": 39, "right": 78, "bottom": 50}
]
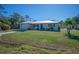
[{"left": 0, "top": 32, "right": 15, "bottom": 36}]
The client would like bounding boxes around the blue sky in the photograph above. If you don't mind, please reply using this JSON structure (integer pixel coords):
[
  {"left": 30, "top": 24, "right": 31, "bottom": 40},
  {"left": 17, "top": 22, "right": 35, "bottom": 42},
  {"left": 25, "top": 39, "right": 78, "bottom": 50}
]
[{"left": 3, "top": 4, "right": 79, "bottom": 21}]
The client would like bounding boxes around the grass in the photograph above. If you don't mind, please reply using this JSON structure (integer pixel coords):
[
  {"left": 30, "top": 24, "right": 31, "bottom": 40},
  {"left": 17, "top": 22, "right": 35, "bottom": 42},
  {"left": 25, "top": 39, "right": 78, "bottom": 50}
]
[
  {"left": 0, "top": 30, "right": 79, "bottom": 54},
  {"left": 70, "top": 30, "right": 79, "bottom": 36}
]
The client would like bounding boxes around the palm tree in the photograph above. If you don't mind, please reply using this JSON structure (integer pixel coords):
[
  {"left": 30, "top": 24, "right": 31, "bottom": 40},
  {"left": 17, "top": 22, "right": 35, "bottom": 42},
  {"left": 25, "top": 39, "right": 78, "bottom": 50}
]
[{"left": 65, "top": 18, "right": 76, "bottom": 37}]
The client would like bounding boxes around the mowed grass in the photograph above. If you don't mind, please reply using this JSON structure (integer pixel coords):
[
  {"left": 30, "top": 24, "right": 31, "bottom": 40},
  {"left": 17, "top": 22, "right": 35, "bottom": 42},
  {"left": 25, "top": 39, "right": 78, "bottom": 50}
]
[
  {"left": 70, "top": 30, "right": 79, "bottom": 36},
  {"left": 0, "top": 30, "right": 79, "bottom": 54}
]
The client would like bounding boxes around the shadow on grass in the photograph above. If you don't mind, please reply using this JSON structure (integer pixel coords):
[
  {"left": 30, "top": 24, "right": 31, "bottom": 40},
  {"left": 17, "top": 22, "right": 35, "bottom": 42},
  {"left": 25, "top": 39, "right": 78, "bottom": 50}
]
[
  {"left": 29, "top": 29, "right": 61, "bottom": 32},
  {"left": 12, "top": 29, "right": 26, "bottom": 32},
  {"left": 69, "top": 35, "right": 79, "bottom": 41},
  {"left": 65, "top": 34, "right": 79, "bottom": 41}
]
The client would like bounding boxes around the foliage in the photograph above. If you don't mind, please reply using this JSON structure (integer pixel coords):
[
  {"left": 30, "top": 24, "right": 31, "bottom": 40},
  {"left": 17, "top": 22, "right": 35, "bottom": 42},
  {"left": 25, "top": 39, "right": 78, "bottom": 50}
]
[
  {"left": 65, "top": 18, "right": 76, "bottom": 25},
  {"left": 0, "top": 5, "right": 11, "bottom": 30},
  {"left": 9, "top": 12, "right": 24, "bottom": 29},
  {"left": 0, "top": 4, "right": 5, "bottom": 14},
  {"left": 65, "top": 18, "right": 76, "bottom": 37},
  {"left": 72, "top": 15, "right": 79, "bottom": 24},
  {"left": 0, "top": 16, "right": 11, "bottom": 25},
  {"left": 0, "top": 22, "right": 10, "bottom": 30},
  {"left": 25, "top": 15, "right": 33, "bottom": 21},
  {"left": 59, "top": 20, "right": 66, "bottom": 28},
  {"left": 25, "top": 15, "right": 30, "bottom": 21}
]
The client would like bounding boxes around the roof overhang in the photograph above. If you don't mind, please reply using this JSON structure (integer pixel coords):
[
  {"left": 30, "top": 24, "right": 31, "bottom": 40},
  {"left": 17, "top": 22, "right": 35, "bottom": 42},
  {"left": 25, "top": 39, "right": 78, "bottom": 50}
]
[{"left": 21, "top": 20, "right": 59, "bottom": 24}]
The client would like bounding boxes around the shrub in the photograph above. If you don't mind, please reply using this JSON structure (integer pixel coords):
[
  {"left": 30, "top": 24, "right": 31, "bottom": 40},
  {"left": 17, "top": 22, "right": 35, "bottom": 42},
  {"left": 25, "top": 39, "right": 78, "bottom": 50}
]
[{"left": 0, "top": 23, "right": 10, "bottom": 30}]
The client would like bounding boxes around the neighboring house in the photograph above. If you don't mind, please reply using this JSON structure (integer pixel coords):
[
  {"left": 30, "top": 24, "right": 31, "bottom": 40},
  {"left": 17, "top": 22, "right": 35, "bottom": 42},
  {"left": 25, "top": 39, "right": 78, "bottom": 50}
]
[
  {"left": 69, "top": 25, "right": 77, "bottom": 29},
  {"left": 70, "top": 24, "right": 79, "bottom": 30},
  {"left": 20, "top": 20, "right": 60, "bottom": 31}
]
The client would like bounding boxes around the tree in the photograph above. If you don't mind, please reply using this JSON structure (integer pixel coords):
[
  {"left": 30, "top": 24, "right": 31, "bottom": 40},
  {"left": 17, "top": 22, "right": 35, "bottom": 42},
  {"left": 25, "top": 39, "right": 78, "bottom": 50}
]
[
  {"left": 0, "top": 22, "right": 10, "bottom": 30},
  {"left": 0, "top": 5, "right": 7, "bottom": 16},
  {"left": 25, "top": 15, "right": 32, "bottom": 21},
  {"left": 0, "top": 5, "right": 10, "bottom": 30},
  {"left": 59, "top": 20, "right": 64, "bottom": 28},
  {"left": 72, "top": 14, "right": 79, "bottom": 29},
  {"left": 25, "top": 15, "right": 29, "bottom": 21},
  {"left": 0, "top": 5, "right": 5, "bottom": 14},
  {"left": 9, "top": 12, "right": 24, "bottom": 29},
  {"left": 0, "top": 15, "right": 10, "bottom": 24},
  {"left": 72, "top": 15, "right": 79, "bottom": 24},
  {"left": 65, "top": 18, "right": 76, "bottom": 37}
]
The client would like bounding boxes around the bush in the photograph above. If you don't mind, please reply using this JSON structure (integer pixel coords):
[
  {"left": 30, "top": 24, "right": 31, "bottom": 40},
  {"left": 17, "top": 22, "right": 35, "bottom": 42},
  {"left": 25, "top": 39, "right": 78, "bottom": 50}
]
[{"left": 0, "top": 23, "right": 10, "bottom": 30}]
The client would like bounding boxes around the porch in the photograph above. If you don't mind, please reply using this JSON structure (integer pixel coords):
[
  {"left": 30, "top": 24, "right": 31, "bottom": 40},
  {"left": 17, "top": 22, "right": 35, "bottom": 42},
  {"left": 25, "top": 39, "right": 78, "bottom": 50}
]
[{"left": 30, "top": 23, "right": 60, "bottom": 31}]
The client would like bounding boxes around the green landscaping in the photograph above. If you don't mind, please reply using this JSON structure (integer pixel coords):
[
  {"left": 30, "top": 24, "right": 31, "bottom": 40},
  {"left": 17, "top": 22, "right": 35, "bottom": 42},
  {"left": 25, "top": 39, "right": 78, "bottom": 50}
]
[
  {"left": 70, "top": 30, "right": 79, "bottom": 36},
  {"left": 0, "top": 30, "right": 79, "bottom": 53}
]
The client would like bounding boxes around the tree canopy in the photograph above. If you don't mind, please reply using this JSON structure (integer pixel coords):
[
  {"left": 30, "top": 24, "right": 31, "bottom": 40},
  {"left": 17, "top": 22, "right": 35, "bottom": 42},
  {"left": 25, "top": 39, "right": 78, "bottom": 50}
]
[
  {"left": 65, "top": 18, "right": 76, "bottom": 25},
  {"left": 9, "top": 12, "right": 24, "bottom": 29},
  {"left": 72, "top": 15, "right": 79, "bottom": 24}
]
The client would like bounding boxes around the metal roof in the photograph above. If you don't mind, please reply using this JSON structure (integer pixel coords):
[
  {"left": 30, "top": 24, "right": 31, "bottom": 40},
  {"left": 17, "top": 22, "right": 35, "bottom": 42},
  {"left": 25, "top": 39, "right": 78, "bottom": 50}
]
[{"left": 21, "top": 20, "right": 59, "bottom": 24}]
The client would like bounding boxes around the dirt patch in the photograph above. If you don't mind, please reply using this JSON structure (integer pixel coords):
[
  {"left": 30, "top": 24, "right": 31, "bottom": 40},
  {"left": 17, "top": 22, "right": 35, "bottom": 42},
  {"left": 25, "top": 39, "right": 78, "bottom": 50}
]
[{"left": 0, "top": 39, "right": 74, "bottom": 53}]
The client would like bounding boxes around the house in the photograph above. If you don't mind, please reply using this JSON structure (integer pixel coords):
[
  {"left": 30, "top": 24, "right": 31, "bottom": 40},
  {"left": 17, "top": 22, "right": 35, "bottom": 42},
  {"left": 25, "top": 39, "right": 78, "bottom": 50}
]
[
  {"left": 20, "top": 20, "right": 60, "bottom": 31},
  {"left": 70, "top": 24, "right": 79, "bottom": 30},
  {"left": 69, "top": 25, "right": 77, "bottom": 30}
]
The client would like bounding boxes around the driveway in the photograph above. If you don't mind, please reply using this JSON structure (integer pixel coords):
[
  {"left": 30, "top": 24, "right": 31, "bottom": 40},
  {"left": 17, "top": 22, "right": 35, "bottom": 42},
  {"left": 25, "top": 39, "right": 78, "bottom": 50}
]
[{"left": 0, "top": 32, "right": 15, "bottom": 36}]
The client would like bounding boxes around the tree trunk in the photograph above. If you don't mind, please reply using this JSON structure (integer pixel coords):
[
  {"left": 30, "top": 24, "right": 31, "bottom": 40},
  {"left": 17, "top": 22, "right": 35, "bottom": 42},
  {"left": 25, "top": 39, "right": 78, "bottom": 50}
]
[{"left": 67, "top": 25, "right": 71, "bottom": 37}]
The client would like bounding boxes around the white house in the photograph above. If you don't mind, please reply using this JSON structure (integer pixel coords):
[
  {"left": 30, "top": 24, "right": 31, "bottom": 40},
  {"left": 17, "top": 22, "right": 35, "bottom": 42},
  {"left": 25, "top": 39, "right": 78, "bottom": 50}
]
[{"left": 20, "top": 20, "right": 60, "bottom": 31}]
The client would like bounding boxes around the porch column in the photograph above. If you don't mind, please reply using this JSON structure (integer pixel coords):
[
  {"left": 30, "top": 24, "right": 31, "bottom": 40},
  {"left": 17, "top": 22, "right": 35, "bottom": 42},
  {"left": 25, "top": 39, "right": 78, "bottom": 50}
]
[{"left": 39, "top": 24, "right": 41, "bottom": 30}]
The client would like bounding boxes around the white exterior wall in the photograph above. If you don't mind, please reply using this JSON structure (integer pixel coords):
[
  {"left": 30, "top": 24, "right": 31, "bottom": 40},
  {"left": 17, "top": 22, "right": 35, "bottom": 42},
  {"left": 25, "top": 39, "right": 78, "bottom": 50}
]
[
  {"left": 42, "top": 24, "right": 49, "bottom": 30},
  {"left": 20, "top": 22, "right": 59, "bottom": 31},
  {"left": 53, "top": 26, "right": 58, "bottom": 31},
  {"left": 20, "top": 23, "right": 30, "bottom": 30},
  {"left": 53, "top": 24, "right": 59, "bottom": 31}
]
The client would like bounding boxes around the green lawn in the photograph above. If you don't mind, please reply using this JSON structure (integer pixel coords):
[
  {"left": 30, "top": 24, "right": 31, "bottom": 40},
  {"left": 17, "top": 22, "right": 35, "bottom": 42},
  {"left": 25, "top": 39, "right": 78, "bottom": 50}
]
[
  {"left": 70, "top": 30, "right": 79, "bottom": 36},
  {"left": 0, "top": 30, "right": 79, "bottom": 54}
]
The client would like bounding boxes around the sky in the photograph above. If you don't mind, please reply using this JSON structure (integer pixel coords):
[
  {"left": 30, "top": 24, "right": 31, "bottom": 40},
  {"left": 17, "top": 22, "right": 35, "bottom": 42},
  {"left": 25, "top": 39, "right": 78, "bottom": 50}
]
[{"left": 3, "top": 4, "right": 79, "bottom": 21}]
